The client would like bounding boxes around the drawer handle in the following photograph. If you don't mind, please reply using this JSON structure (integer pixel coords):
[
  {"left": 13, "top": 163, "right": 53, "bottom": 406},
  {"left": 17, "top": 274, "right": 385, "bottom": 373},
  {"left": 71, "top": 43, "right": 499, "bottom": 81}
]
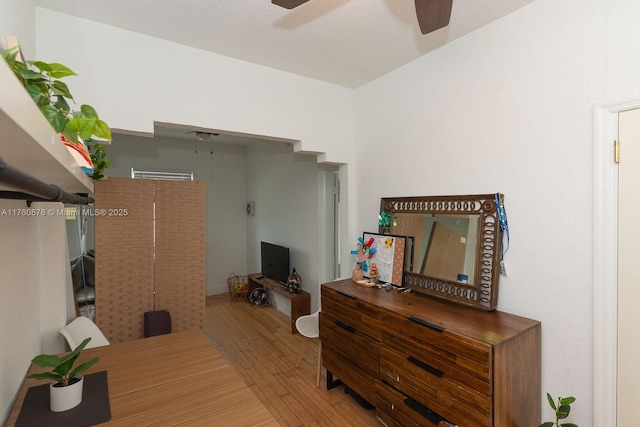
[
  {"left": 403, "top": 397, "right": 444, "bottom": 424},
  {"left": 334, "top": 320, "right": 356, "bottom": 333},
  {"left": 407, "top": 356, "right": 444, "bottom": 378},
  {"left": 337, "top": 290, "right": 357, "bottom": 299},
  {"left": 408, "top": 316, "right": 444, "bottom": 332}
]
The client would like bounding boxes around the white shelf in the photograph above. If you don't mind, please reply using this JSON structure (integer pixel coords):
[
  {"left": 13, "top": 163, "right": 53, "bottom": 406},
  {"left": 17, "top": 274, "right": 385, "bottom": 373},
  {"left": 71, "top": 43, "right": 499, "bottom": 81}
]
[{"left": 0, "top": 58, "right": 93, "bottom": 195}]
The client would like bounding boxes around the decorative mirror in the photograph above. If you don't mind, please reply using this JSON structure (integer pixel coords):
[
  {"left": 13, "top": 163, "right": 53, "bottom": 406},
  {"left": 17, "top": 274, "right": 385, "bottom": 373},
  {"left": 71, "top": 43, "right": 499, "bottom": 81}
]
[{"left": 379, "top": 193, "right": 504, "bottom": 311}]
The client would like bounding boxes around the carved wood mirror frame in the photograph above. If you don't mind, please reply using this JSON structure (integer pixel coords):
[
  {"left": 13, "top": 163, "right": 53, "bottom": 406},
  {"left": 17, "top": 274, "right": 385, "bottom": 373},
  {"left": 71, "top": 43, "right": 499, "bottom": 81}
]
[{"left": 379, "top": 193, "right": 504, "bottom": 311}]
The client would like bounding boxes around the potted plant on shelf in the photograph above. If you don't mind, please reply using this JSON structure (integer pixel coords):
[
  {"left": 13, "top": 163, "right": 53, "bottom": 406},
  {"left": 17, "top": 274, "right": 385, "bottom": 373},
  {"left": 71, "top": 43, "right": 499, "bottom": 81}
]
[
  {"left": 2, "top": 46, "right": 112, "bottom": 180},
  {"left": 27, "top": 337, "right": 99, "bottom": 412}
]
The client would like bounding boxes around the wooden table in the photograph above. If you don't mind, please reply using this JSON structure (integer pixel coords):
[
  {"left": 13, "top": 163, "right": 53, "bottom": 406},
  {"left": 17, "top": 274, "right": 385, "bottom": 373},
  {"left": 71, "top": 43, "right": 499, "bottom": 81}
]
[
  {"left": 248, "top": 273, "right": 311, "bottom": 334},
  {"left": 7, "top": 330, "right": 279, "bottom": 426}
]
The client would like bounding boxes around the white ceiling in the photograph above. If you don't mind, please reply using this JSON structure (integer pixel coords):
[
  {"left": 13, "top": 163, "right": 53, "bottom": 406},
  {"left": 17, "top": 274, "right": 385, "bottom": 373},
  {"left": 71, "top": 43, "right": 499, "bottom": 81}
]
[{"left": 33, "top": 0, "right": 536, "bottom": 89}]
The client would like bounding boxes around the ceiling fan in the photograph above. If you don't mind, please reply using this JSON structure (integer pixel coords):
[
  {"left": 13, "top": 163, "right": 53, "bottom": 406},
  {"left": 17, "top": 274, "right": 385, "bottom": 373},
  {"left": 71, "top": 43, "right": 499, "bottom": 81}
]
[{"left": 271, "top": 0, "right": 453, "bottom": 35}]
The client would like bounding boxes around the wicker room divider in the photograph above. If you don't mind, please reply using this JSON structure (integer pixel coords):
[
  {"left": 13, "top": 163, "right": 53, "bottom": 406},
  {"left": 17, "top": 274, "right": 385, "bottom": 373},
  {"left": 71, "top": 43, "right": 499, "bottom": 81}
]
[{"left": 94, "top": 177, "right": 206, "bottom": 343}]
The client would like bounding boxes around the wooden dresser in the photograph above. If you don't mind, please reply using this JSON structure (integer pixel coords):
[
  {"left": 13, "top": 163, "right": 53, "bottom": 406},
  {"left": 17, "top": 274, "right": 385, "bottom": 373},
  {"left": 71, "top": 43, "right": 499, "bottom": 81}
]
[{"left": 320, "top": 279, "right": 541, "bottom": 427}]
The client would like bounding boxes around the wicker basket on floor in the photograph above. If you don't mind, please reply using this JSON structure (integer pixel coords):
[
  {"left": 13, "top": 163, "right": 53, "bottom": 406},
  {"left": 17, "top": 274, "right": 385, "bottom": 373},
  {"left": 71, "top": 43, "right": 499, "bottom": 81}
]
[{"left": 227, "top": 273, "right": 248, "bottom": 301}]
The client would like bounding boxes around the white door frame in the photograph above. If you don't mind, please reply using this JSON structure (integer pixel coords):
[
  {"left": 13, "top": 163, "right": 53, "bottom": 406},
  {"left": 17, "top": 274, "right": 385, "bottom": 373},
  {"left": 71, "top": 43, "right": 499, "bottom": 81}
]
[{"left": 593, "top": 95, "right": 640, "bottom": 426}]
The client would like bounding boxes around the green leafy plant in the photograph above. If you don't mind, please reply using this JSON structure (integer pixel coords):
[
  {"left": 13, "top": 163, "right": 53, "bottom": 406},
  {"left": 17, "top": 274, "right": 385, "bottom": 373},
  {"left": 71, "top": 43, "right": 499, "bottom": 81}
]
[
  {"left": 2, "top": 46, "right": 111, "bottom": 180},
  {"left": 27, "top": 337, "right": 99, "bottom": 386},
  {"left": 89, "top": 143, "right": 111, "bottom": 181},
  {"left": 2, "top": 47, "right": 112, "bottom": 143},
  {"left": 540, "top": 393, "right": 578, "bottom": 427}
]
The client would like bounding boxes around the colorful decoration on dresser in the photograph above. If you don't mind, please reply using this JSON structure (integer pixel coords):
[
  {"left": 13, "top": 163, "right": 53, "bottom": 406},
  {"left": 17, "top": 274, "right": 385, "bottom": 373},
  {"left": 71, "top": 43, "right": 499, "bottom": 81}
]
[
  {"left": 351, "top": 236, "right": 377, "bottom": 273},
  {"left": 378, "top": 210, "right": 397, "bottom": 234}
]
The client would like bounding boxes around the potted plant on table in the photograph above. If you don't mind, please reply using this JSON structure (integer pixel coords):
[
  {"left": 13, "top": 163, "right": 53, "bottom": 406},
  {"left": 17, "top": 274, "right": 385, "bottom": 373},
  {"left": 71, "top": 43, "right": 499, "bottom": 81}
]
[
  {"left": 27, "top": 337, "right": 99, "bottom": 412},
  {"left": 2, "top": 46, "right": 112, "bottom": 180}
]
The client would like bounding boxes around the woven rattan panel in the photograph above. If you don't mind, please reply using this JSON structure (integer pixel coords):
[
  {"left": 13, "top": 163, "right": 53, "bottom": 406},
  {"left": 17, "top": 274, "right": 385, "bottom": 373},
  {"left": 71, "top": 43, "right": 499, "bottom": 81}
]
[
  {"left": 154, "top": 180, "right": 206, "bottom": 332},
  {"left": 391, "top": 213, "right": 426, "bottom": 270},
  {"left": 94, "top": 178, "right": 155, "bottom": 343}
]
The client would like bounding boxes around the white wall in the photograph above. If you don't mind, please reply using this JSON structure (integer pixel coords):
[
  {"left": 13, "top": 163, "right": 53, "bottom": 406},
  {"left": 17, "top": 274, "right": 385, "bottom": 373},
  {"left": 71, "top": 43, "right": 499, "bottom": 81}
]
[
  {"left": 246, "top": 143, "right": 323, "bottom": 312},
  {"left": 0, "top": 201, "right": 68, "bottom": 423},
  {"left": 353, "top": 0, "right": 640, "bottom": 425},
  {"left": 33, "top": 8, "right": 356, "bottom": 165},
  {"left": 105, "top": 134, "right": 248, "bottom": 296},
  {"left": 0, "top": 0, "right": 35, "bottom": 57}
]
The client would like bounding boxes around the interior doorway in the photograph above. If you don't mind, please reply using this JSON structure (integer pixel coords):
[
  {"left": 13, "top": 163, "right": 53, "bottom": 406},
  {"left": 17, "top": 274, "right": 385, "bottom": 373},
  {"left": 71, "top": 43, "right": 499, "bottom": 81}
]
[
  {"left": 616, "top": 108, "right": 640, "bottom": 423},
  {"left": 593, "top": 96, "right": 640, "bottom": 425}
]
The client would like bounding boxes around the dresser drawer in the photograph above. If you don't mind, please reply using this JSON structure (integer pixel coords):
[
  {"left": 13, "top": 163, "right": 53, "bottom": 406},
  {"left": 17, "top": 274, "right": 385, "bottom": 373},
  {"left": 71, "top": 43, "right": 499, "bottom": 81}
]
[
  {"left": 322, "top": 342, "right": 377, "bottom": 404},
  {"left": 380, "top": 345, "right": 491, "bottom": 426},
  {"left": 319, "top": 311, "right": 379, "bottom": 377},
  {"left": 380, "top": 311, "right": 492, "bottom": 394},
  {"left": 321, "top": 286, "right": 382, "bottom": 340},
  {"left": 376, "top": 381, "right": 458, "bottom": 427}
]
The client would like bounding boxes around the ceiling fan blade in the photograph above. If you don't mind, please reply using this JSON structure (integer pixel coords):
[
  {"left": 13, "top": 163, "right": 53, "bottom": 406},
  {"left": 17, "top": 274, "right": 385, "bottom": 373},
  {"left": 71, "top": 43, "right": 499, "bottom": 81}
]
[
  {"left": 272, "top": 0, "right": 311, "bottom": 9},
  {"left": 415, "top": 0, "right": 453, "bottom": 34}
]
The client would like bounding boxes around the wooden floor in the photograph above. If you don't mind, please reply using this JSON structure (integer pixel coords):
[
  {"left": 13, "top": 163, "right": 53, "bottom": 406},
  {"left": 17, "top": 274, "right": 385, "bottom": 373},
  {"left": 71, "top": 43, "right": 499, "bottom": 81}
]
[{"left": 205, "top": 294, "right": 380, "bottom": 427}]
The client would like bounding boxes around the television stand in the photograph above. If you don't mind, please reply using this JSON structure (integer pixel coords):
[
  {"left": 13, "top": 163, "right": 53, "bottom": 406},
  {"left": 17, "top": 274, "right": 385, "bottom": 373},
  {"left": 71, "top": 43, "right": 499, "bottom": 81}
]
[{"left": 248, "top": 273, "right": 311, "bottom": 334}]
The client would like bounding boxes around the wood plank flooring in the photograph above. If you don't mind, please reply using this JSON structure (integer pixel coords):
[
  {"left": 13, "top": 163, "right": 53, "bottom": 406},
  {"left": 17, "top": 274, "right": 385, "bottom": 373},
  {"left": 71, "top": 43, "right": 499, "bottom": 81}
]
[{"left": 205, "top": 294, "right": 380, "bottom": 427}]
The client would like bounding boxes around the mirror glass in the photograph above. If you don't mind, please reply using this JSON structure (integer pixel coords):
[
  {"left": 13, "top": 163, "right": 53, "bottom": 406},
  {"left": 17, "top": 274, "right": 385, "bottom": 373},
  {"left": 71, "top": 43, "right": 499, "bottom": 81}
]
[
  {"left": 65, "top": 204, "right": 96, "bottom": 320},
  {"left": 380, "top": 194, "right": 503, "bottom": 311},
  {"left": 392, "top": 213, "right": 479, "bottom": 284}
]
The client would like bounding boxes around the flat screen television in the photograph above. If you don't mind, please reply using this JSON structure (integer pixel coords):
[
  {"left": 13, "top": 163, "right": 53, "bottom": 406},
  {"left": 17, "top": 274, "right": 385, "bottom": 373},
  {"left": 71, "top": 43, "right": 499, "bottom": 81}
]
[{"left": 260, "top": 241, "right": 290, "bottom": 285}]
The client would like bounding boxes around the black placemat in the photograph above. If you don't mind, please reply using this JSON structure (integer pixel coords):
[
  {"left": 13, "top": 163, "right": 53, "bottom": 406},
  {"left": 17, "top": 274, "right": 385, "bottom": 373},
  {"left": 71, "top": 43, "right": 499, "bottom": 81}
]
[{"left": 16, "top": 370, "right": 111, "bottom": 427}]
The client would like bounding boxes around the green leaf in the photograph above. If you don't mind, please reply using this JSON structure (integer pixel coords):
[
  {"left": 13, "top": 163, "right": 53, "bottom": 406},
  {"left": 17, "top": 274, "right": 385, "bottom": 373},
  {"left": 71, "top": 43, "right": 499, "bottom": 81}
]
[
  {"left": 27, "top": 372, "right": 63, "bottom": 382},
  {"left": 8, "top": 62, "right": 29, "bottom": 81},
  {"left": 80, "top": 104, "right": 98, "bottom": 118},
  {"left": 539, "top": 423, "right": 554, "bottom": 427},
  {"left": 47, "top": 62, "right": 77, "bottom": 78},
  {"left": 52, "top": 80, "right": 73, "bottom": 99},
  {"left": 91, "top": 144, "right": 106, "bottom": 155},
  {"left": 546, "top": 393, "right": 557, "bottom": 411},
  {"left": 94, "top": 119, "right": 112, "bottom": 140},
  {"left": 557, "top": 404, "right": 570, "bottom": 419},
  {"left": 53, "top": 96, "right": 71, "bottom": 114},
  {"left": 16, "top": 68, "right": 46, "bottom": 81},
  {"left": 53, "top": 355, "right": 79, "bottom": 378},
  {"left": 2, "top": 47, "right": 19, "bottom": 62},
  {"left": 25, "top": 84, "right": 46, "bottom": 103},
  {"left": 62, "top": 128, "right": 79, "bottom": 143},
  {"left": 67, "top": 117, "right": 96, "bottom": 139},
  {"left": 31, "top": 60, "right": 52, "bottom": 72},
  {"left": 560, "top": 397, "right": 576, "bottom": 405},
  {"left": 65, "top": 118, "right": 83, "bottom": 132},
  {"left": 68, "top": 356, "right": 100, "bottom": 379},
  {"left": 72, "top": 337, "right": 93, "bottom": 353},
  {"left": 40, "top": 106, "right": 68, "bottom": 134},
  {"left": 560, "top": 424, "right": 578, "bottom": 427},
  {"left": 31, "top": 353, "right": 63, "bottom": 368}
]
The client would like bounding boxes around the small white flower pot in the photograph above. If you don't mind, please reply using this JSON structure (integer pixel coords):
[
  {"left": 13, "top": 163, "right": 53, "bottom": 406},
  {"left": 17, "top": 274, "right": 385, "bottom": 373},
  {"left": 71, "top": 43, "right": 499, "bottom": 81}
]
[{"left": 50, "top": 375, "right": 84, "bottom": 412}]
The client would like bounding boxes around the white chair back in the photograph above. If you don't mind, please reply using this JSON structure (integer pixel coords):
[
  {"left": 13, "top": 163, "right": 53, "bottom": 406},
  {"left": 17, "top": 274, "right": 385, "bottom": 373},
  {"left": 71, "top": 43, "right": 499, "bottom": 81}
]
[{"left": 60, "top": 316, "right": 110, "bottom": 350}]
